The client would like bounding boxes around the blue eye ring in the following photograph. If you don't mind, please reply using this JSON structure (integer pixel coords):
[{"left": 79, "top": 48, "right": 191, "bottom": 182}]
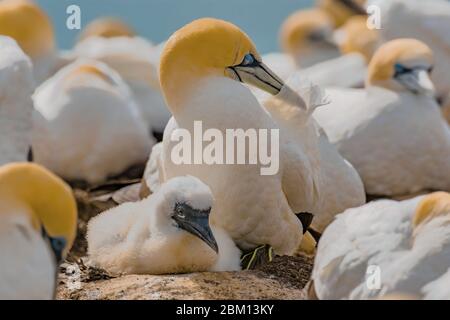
[{"left": 241, "top": 53, "right": 256, "bottom": 67}]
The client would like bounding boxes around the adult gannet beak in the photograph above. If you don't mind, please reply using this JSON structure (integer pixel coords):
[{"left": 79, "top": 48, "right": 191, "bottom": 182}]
[
  {"left": 395, "top": 67, "right": 436, "bottom": 96},
  {"left": 173, "top": 203, "right": 219, "bottom": 253},
  {"left": 227, "top": 53, "right": 285, "bottom": 95}
]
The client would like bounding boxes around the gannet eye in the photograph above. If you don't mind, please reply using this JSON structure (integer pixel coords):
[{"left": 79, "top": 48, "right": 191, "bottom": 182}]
[
  {"left": 394, "top": 63, "right": 412, "bottom": 76},
  {"left": 240, "top": 53, "right": 256, "bottom": 67}
]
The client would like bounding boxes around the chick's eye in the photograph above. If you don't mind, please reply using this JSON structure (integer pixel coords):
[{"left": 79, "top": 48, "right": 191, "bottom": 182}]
[{"left": 241, "top": 53, "right": 255, "bottom": 66}]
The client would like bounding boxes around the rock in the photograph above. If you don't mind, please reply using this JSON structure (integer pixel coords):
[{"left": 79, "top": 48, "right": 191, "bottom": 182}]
[{"left": 56, "top": 256, "right": 313, "bottom": 300}]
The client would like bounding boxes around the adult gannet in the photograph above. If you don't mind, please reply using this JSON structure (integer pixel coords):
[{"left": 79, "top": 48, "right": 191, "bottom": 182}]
[
  {"left": 0, "top": 162, "right": 77, "bottom": 299},
  {"left": 87, "top": 176, "right": 241, "bottom": 275},
  {"left": 157, "top": 18, "right": 315, "bottom": 259},
  {"left": 314, "top": 39, "right": 450, "bottom": 196},
  {"left": 0, "top": 36, "right": 34, "bottom": 165},
  {"left": 73, "top": 36, "right": 171, "bottom": 135},
  {"left": 78, "top": 17, "right": 136, "bottom": 42},
  {"left": 0, "top": 0, "right": 60, "bottom": 83},
  {"left": 369, "top": 0, "right": 450, "bottom": 99},
  {"left": 312, "top": 192, "right": 450, "bottom": 300},
  {"left": 279, "top": 9, "right": 340, "bottom": 69},
  {"left": 32, "top": 59, "right": 153, "bottom": 184},
  {"left": 261, "top": 76, "right": 365, "bottom": 233},
  {"left": 317, "top": 0, "right": 367, "bottom": 27}
]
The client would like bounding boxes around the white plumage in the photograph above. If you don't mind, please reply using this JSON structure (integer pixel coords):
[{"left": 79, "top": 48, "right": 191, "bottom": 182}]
[
  {"left": 261, "top": 77, "right": 365, "bottom": 232},
  {"left": 87, "top": 176, "right": 241, "bottom": 275},
  {"left": 32, "top": 59, "right": 154, "bottom": 184},
  {"left": 0, "top": 208, "right": 56, "bottom": 299},
  {"left": 0, "top": 36, "right": 34, "bottom": 165},
  {"left": 72, "top": 36, "right": 171, "bottom": 133},
  {"left": 313, "top": 192, "right": 450, "bottom": 300}
]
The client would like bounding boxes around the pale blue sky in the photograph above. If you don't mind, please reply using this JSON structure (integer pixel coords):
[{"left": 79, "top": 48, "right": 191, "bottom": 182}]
[{"left": 35, "top": 0, "right": 313, "bottom": 53}]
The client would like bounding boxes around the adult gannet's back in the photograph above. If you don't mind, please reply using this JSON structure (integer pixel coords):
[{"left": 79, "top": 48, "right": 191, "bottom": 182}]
[
  {"left": 0, "top": 0, "right": 58, "bottom": 82},
  {"left": 369, "top": 0, "right": 450, "bottom": 99},
  {"left": 73, "top": 36, "right": 171, "bottom": 135},
  {"left": 88, "top": 176, "right": 241, "bottom": 274},
  {"left": 313, "top": 192, "right": 450, "bottom": 300},
  {"left": 0, "top": 36, "right": 34, "bottom": 165},
  {"left": 0, "top": 163, "right": 77, "bottom": 299},
  {"left": 78, "top": 17, "right": 136, "bottom": 42},
  {"left": 157, "top": 18, "right": 314, "bottom": 256},
  {"left": 314, "top": 39, "right": 450, "bottom": 196},
  {"left": 32, "top": 59, "right": 153, "bottom": 184}
]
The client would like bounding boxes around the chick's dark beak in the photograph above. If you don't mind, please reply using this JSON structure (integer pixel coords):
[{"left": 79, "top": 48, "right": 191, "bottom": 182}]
[{"left": 173, "top": 203, "right": 219, "bottom": 253}]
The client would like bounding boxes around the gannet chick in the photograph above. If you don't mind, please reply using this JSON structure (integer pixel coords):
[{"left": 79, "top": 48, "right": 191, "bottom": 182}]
[
  {"left": 158, "top": 18, "right": 312, "bottom": 257},
  {"left": 369, "top": 0, "right": 450, "bottom": 100},
  {"left": 32, "top": 59, "right": 153, "bottom": 184},
  {"left": 87, "top": 176, "right": 241, "bottom": 275},
  {"left": 313, "top": 192, "right": 450, "bottom": 300},
  {"left": 280, "top": 9, "right": 340, "bottom": 68},
  {"left": 0, "top": 0, "right": 59, "bottom": 82},
  {"left": 78, "top": 17, "right": 136, "bottom": 42},
  {"left": 314, "top": 39, "right": 450, "bottom": 196},
  {"left": 0, "top": 36, "right": 34, "bottom": 165},
  {"left": 0, "top": 163, "right": 77, "bottom": 299},
  {"left": 73, "top": 36, "right": 171, "bottom": 135},
  {"left": 317, "top": 0, "right": 367, "bottom": 27}
]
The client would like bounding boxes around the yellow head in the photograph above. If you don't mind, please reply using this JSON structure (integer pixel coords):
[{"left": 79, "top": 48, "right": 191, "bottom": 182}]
[
  {"left": 160, "top": 18, "right": 284, "bottom": 111},
  {"left": 336, "top": 16, "right": 379, "bottom": 62},
  {"left": 367, "top": 39, "right": 435, "bottom": 96},
  {"left": 317, "top": 0, "right": 367, "bottom": 27},
  {"left": 442, "top": 94, "right": 450, "bottom": 125},
  {"left": 0, "top": 0, "right": 55, "bottom": 59},
  {"left": 65, "top": 63, "right": 115, "bottom": 87},
  {"left": 412, "top": 192, "right": 450, "bottom": 229},
  {"left": 0, "top": 163, "right": 77, "bottom": 261},
  {"left": 78, "top": 17, "right": 135, "bottom": 42},
  {"left": 280, "top": 9, "right": 335, "bottom": 58}
]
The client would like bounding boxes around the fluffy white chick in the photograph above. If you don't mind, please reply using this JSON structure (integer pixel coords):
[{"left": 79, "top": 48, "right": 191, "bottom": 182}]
[{"left": 87, "top": 176, "right": 241, "bottom": 275}]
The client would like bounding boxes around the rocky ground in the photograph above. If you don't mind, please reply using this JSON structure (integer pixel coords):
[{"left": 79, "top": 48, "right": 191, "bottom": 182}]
[{"left": 57, "top": 167, "right": 315, "bottom": 300}]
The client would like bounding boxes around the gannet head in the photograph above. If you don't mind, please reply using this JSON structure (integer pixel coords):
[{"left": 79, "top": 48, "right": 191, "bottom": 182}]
[
  {"left": 280, "top": 9, "right": 336, "bottom": 60},
  {"left": 0, "top": 163, "right": 77, "bottom": 263},
  {"left": 316, "top": 0, "right": 367, "bottom": 27},
  {"left": 160, "top": 18, "right": 284, "bottom": 110},
  {"left": 412, "top": 192, "right": 450, "bottom": 230},
  {"left": 156, "top": 176, "right": 218, "bottom": 253},
  {"left": 78, "top": 17, "right": 135, "bottom": 42},
  {"left": 367, "top": 39, "right": 435, "bottom": 96},
  {"left": 334, "top": 16, "right": 379, "bottom": 62},
  {"left": 0, "top": 0, "right": 55, "bottom": 59}
]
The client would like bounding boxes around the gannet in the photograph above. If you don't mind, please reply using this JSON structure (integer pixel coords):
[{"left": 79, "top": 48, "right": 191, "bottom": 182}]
[
  {"left": 32, "top": 59, "right": 153, "bottom": 184},
  {"left": 157, "top": 18, "right": 315, "bottom": 257},
  {"left": 442, "top": 94, "right": 450, "bottom": 125},
  {"left": 0, "top": 0, "right": 61, "bottom": 83},
  {"left": 369, "top": 0, "right": 450, "bottom": 99},
  {"left": 87, "top": 176, "right": 241, "bottom": 275},
  {"left": 261, "top": 76, "right": 365, "bottom": 233},
  {"left": 317, "top": 0, "right": 367, "bottom": 27},
  {"left": 262, "top": 7, "right": 372, "bottom": 88},
  {"left": 0, "top": 162, "right": 77, "bottom": 299},
  {"left": 73, "top": 36, "right": 171, "bottom": 135},
  {"left": 78, "top": 17, "right": 136, "bottom": 42},
  {"left": 0, "top": 36, "right": 34, "bottom": 165},
  {"left": 279, "top": 9, "right": 340, "bottom": 69},
  {"left": 313, "top": 192, "right": 450, "bottom": 300},
  {"left": 314, "top": 39, "right": 450, "bottom": 196}
]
